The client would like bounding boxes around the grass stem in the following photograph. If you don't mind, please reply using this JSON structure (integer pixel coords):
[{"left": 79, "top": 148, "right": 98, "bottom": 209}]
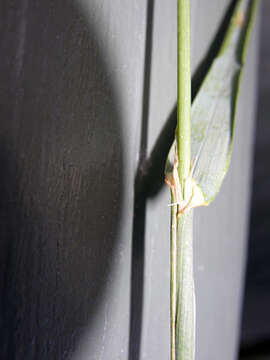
[{"left": 177, "top": 0, "right": 191, "bottom": 194}]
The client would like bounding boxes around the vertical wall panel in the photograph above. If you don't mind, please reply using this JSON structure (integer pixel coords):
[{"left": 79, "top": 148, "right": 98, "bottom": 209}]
[{"left": 0, "top": 1, "right": 258, "bottom": 359}]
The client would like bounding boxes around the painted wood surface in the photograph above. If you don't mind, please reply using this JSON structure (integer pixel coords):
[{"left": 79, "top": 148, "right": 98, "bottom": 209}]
[{"left": 0, "top": 1, "right": 258, "bottom": 359}]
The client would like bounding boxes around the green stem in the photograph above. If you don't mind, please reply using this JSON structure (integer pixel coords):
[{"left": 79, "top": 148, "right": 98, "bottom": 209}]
[
  {"left": 170, "top": 192, "right": 195, "bottom": 360},
  {"left": 177, "top": 0, "right": 191, "bottom": 194},
  {"left": 169, "top": 1, "right": 257, "bottom": 359},
  {"left": 175, "top": 211, "right": 195, "bottom": 360},
  {"left": 171, "top": 1, "right": 193, "bottom": 359},
  {"left": 170, "top": 191, "right": 178, "bottom": 360}
]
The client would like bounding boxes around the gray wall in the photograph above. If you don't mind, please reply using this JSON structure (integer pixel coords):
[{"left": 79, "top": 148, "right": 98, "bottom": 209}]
[
  {"left": 0, "top": 1, "right": 259, "bottom": 359},
  {"left": 240, "top": 0, "right": 270, "bottom": 355}
]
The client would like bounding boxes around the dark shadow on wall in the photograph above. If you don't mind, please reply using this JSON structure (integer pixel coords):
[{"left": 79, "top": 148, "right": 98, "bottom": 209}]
[
  {"left": 0, "top": 0, "right": 123, "bottom": 359},
  {"left": 239, "top": 0, "right": 270, "bottom": 356},
  {"left": 129, "top": 0, "right": 155, "bottom": 359}
]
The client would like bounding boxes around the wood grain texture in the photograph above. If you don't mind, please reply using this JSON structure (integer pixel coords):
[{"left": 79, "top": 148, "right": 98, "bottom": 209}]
[
  {"left": 0, "top": 0, "right": 123, "bottom": 358},
  {"left": 0, "top": 0, "right": 259, "bottom": 359}
]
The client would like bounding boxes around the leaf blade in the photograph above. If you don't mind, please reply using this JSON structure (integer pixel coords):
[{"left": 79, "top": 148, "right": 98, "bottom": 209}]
[
  {"left": 190, "top": 0, "right": 258, "bottom": 204},
  {"left": 165, "top": 0, "right": 258, "bottom": 206}
]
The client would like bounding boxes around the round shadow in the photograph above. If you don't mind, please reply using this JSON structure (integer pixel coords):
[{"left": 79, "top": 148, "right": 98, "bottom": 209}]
[{"left": 0, "top": 0, "right": 123, "bottom": 358}]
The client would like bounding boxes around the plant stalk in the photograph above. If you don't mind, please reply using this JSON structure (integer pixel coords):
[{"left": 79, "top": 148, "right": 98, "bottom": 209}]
[
  {"left": 171, "top": 1, "right": 194, "bottom": 360},
  {"left": 170, "top": 1, "right": 258, "bottom": 359},
  {"left": 175, "top": 211, "right": 195, "bottom": 360},
  {"left": 177, "top": 0, "right": 191, "bottom": 193},
  {"left": 170, "top": 190, "right": 178, "bottom": 360}
]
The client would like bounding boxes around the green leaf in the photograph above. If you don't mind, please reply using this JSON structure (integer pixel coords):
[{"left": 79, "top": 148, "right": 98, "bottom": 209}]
[
  {"left": 166, "top": 0, "right": 258, "bottom": 207},
  {"left": 166, "top": 1, "right": 258, "bottom": 360}
]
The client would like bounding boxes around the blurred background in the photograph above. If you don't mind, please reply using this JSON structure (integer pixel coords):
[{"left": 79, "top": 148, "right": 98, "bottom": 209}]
[{"left": 239, "top": 1, "right": 270, "bottom": 359}]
